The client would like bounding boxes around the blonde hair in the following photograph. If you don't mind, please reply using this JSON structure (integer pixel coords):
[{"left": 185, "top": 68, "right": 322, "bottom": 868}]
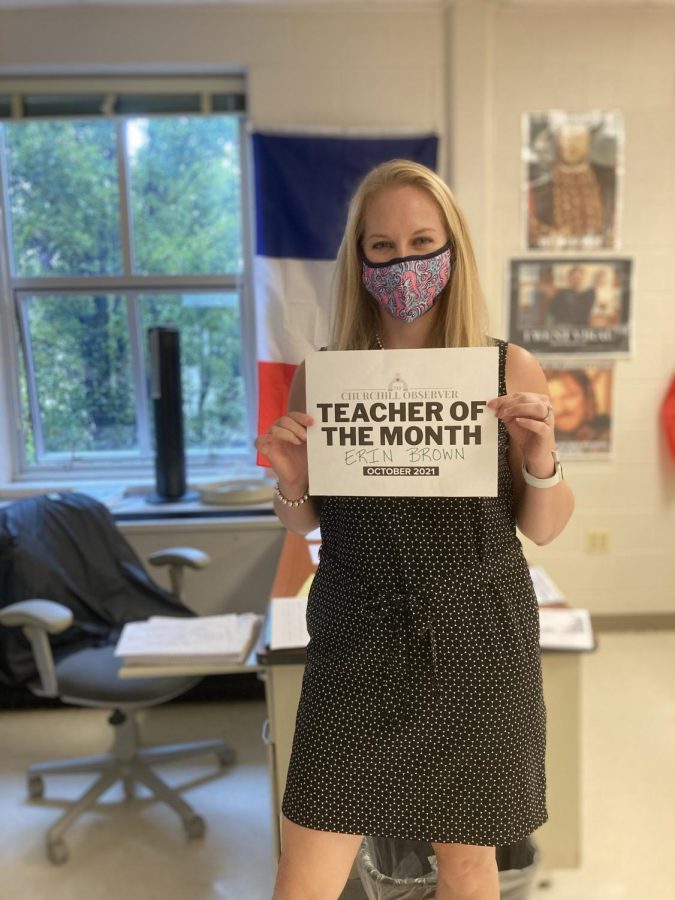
[{"left": 328, "top": 159, "right": 489, "bottom": 350}]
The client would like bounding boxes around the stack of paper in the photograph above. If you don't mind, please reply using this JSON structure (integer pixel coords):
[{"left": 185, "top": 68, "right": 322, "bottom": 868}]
[
  {"left": 114, "top": 612, "right": 262, "bottom": 667},
  {"left": 538, "top": 607, "right": 595, "bottom": 651},
  {"left": 269, "top": 596, "right": 309, "bottom": 650},
  {"left": 529, "top": 566, "right": 566, "bottom": 605}
]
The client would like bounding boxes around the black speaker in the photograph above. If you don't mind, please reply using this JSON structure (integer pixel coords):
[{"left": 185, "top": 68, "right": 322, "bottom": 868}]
[{"left": 146, "top": 326, "right": 198, "bottom": 504}]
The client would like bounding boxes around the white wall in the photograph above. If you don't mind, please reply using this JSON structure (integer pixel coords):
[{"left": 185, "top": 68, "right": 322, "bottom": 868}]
[
  {"left": 486, "top": 2, "right": 675, "bottom": 614},
  {"left": 0, "top": 4, "right": 446, "bottom": 129},
  {"left": 1, "top": 0, "right": 674, "bottom": 617}
]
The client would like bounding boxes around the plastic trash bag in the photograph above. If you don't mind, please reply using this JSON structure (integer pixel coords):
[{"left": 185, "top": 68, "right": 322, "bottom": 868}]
[{"left": 356, "top": 834, "right": 541, "bottom": 900}]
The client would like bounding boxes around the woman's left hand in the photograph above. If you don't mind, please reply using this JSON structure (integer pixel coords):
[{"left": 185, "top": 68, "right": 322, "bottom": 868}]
[{"left": 487, "top": 392, "right": 556, "bottom": 470}]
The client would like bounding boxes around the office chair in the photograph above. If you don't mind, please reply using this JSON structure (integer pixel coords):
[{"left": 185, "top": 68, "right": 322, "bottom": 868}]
[{"left": 0, "top": 493, "right": 236, "bottom": 864}]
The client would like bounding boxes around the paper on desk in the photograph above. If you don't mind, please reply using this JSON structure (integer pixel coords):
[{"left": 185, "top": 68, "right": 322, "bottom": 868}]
[
  {"left": 269, "top": 596, "right": 309, "bottom": 650},
  {"left": 529, "top": 565, "right": 566, "bottom": 605},
  {"left": 308, "top": 543, "right": 321, "bottom": 565},
  {"left": 114, "top": 612, "right": 261, "bottom": 664},
  {"left": 538, "top": 607, "right": 594, "bottom": 651}
]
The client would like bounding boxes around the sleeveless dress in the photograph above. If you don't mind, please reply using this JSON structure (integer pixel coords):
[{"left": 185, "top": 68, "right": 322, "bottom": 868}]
[{"left": 281, "top": 338, "right": 548, "bottom": 847}]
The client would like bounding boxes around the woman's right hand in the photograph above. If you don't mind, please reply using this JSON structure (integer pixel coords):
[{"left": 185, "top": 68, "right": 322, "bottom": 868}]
[{"left": 254, "top": 411, "right": 315, "bottom": 488}]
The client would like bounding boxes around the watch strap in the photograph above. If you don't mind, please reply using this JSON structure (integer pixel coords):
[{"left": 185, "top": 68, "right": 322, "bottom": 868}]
[{"left": 521, "top": 452, "right": 563, "bottom": 488}]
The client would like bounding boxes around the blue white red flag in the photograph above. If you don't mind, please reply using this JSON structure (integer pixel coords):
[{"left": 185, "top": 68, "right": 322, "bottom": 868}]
[{"left": 251, "top": 131, "right": 439, "bottom": 464}]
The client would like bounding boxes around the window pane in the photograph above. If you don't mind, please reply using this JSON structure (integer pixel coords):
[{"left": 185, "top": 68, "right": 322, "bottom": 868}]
[
  {"left": 22, "top": 94, "right": 106, "bottom": 117},
  {"left": 128, "top": 116, "right": 243, "bottom": 275},
  {"left": 212, "top": 94, "right": 246, "bottom": 113},
  {"left": 116, "top": 94, "right": 200, "bottom": 115},
  {"left": 22, "top": 294, "right": 137, "bottom": 458},
  {"left": 139, "top": 292, "right": 246, "bottom": 453},
  {"left": 4, "top": 120, "right": 122, "bottom": 277}
]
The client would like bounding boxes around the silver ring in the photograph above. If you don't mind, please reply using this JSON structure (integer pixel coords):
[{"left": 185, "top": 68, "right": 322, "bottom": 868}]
[{"left": 541, "top": 403, "right": 553, "bottom": 422}]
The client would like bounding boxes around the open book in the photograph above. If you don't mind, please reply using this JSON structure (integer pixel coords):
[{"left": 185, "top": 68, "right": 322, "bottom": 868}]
[{"left": 114, "top": 612, "right": 262, "bottom": 667}]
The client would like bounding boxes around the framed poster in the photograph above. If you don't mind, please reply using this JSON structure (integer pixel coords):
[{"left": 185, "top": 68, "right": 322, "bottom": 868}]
[
  {"left": 523, "top": 109, "right": 624, "bottom": 251},
  {"left": 544, "top": 360, "right": 614, "bottom": 459},
  {"left": 508, "top": 257, "right": 632, "bottom": 356}
]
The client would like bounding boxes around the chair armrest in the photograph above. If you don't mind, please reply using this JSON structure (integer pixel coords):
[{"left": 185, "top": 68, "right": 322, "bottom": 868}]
[
  {"left": 147, "top": 547, "right": 211, "bottom": 570},
  {"left": 0, "top": 599, "right": 74, "bottom": 634},
  {"left": 147, "top": 547, "right": 211, "bottom": 600},
  {"left": 0, "top": 600, "right": 72, "bottom": 697}
]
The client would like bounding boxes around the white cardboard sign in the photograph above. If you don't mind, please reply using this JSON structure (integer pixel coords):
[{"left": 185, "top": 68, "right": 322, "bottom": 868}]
[{"left": 305, "top": 347, "right": 498, "bottom": 497}]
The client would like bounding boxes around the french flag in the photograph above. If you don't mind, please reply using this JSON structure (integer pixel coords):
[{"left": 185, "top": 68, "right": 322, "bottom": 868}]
[{"left": 251, "top": 131, "right": 439, "bottom": 465}]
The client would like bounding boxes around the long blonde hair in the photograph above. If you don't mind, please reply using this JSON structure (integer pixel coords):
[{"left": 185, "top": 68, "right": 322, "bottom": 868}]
[{"left": 328, "top": 159, "right": 489, "bottom": 350}]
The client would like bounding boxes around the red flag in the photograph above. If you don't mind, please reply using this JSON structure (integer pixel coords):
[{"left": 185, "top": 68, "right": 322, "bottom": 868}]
[{"left": 661, "top": 375, "right": 675, "bottom": 460}]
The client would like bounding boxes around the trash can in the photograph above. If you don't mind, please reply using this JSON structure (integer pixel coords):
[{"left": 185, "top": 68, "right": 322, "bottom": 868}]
[{"left": 356, "top": 834, "right": 541, "bottom": 900}]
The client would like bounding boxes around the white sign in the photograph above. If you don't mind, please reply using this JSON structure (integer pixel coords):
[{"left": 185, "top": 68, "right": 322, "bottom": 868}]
[{"left": 305, "top": 347, "right": 498, "bottom": 497}]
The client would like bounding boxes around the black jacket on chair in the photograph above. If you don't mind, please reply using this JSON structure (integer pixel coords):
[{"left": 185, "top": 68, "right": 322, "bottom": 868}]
[{"left": 0, "top": 492, "right": 194, "bottom": 687}]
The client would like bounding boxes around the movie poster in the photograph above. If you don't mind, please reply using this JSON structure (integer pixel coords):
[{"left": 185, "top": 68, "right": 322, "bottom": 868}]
[
  {"left": 544, "top": 360, "right": 614, "bottom": 459},
  {"left": 508, "top": 257, "right": 632, "bottom": 355},
  {"left": 523, "top": 109, "right": 624, "bottom": 251}
]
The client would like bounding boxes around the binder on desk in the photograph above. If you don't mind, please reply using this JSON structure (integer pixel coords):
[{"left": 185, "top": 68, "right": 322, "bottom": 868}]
[{"left": 114, "top": 612, "right": 262, "bottom": 668}]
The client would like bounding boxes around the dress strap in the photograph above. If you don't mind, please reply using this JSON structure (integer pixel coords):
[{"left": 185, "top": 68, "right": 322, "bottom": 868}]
[
  {"left": 497, "top": 338, "right": 508, "bottom": 397},
  {"left": 486, "top": 335, "right": 508, "bottom": 396}
]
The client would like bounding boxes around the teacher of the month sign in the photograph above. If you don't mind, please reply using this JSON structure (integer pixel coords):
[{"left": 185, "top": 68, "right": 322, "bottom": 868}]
[{"left": 305, "top": 347, "right": 498, "bottom": 497}]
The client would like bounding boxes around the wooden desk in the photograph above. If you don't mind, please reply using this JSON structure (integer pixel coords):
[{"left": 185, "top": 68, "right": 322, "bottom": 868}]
[{"left": 257, "top": 532, "right": 596, "bottom": 872}]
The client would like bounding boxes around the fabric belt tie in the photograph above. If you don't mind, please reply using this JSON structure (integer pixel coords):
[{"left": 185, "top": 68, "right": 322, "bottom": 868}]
[{"left": 357, "top": 591, "right": 442, "bottom": 730}]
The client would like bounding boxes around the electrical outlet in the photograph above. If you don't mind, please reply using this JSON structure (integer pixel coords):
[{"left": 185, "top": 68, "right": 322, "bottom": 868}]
[{"left": 586, "top": 529, "right": 610, "bottom": 554}]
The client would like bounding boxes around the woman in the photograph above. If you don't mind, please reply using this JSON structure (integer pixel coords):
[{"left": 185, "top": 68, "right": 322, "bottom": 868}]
[{"left": 256, "top": 160, "right": 574, "bottom": 900}]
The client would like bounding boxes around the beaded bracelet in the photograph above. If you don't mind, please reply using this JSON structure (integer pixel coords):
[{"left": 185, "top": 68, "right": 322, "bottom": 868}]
[{"left": 274, "top": 481, "right": 310, "bottom": 507}]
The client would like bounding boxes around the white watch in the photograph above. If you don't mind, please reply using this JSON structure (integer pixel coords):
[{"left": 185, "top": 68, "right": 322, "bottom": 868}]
[{"left": 521, "top": 450, "right": 563, "bottom": 488}]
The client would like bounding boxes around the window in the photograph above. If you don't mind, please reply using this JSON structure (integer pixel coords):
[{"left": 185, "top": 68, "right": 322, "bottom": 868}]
[{"left": 0, "top": 77, "right": 252, "bottom": 476}]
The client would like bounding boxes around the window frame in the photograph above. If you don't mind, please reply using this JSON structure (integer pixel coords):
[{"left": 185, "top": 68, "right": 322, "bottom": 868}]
[{"left": 0, "top": 76, "right": 257, "bottom": 481}]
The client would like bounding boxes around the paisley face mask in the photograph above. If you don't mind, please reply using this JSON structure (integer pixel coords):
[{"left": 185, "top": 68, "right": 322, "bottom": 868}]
[{"left": 361, "top": 240, "right": 453, "bottom": 323}]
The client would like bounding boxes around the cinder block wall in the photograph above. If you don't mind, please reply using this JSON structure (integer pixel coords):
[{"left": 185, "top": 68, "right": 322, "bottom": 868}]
[{"left": 0, "top": 0, "right": 673, "bottom": 616}]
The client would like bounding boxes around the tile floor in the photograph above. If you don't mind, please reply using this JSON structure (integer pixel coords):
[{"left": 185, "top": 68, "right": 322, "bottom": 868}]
[{"left": 0, "top": 630, "right": 673, "bottom": 900}]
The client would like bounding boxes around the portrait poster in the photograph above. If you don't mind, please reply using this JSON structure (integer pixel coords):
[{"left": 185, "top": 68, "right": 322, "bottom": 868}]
[
  {"left": 522, "top": 109, "right": 624, "bottom": 251},
  {"left": 508, "top": 258, "right": 632, "bottom": 356},
  {"left": 305, "top": 347, "right": 498, "bottom": 497},
  {"left": 543, "top": 360, "right": 614, "bottom": 459}
]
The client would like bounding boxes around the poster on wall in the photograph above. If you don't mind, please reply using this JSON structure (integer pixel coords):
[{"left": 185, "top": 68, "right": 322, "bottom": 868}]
[
  {"left": 507, "top": 257, "right": 632, "bottom": 355},
  {"left": 522, "top": 109, "right": 624, "bottom": 251},
  {"left": 305, "top": 347, "right": 498, "bottom": 497},
  {"left": 544, "top": 360, "right": 614, "bottom": 459}
]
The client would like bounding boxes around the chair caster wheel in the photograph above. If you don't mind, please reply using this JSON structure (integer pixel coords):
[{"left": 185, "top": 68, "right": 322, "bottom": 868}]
[
  {"left": 217, "top": 748, "right": 236, "bottom": 767},
  {"left": 47, "top": 839, "right": 68, "bottom": 865},
  {"left": 28, "top": 775, "right": 44, "bottom": 799},
  {"left": 185, "top": 815, "right": 205, "bottom": 839}
]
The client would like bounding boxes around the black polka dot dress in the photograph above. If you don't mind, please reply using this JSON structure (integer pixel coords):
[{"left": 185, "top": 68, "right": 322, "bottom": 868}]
[{"left": 281, "top": 338, "right": 548, "bottom": 846}]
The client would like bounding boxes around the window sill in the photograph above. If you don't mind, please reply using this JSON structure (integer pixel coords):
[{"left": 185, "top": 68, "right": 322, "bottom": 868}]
[{"left": 0, "top": 473, "right": 280, "bottom": 524}]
